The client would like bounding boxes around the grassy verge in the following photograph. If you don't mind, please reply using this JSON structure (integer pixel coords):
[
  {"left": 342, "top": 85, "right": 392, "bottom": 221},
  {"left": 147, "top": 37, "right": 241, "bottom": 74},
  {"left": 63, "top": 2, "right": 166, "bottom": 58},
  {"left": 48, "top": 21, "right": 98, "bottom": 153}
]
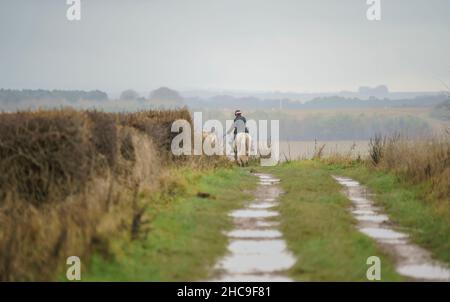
[
  {"left": 82, "top": 167, "right": 256, "bottom": 281},
  {"left": 256, "top": 161, "right": 403, "bottom": 281},
  {"left": 326, "top": 162, "right": 450, "bottom": 265}
]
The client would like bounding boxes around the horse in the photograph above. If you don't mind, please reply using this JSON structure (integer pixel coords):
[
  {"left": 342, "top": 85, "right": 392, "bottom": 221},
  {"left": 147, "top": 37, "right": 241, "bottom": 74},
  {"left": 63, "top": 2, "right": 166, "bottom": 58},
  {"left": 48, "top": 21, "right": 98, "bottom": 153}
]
[
  {"left": 233, "top": 132, "right": 252, "bottom": 167},
  {"left": 202, "top": 131, "right": 218, "bottom": 153}
]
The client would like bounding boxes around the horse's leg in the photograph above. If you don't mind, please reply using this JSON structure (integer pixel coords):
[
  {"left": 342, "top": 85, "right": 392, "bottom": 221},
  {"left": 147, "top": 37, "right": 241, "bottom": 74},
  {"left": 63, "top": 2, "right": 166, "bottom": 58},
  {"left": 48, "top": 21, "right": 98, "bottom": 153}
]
[
  {"left": 235, "top": 136, "right": 240, "bottom": 166},
  {"left": 245, "top": 135, "right": 250, "bottom": 167}
]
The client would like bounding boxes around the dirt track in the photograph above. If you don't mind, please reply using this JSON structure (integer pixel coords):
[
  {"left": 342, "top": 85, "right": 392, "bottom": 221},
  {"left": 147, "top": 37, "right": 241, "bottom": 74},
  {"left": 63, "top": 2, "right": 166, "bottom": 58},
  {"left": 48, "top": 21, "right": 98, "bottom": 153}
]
[
  {"left": 211, "top": 173, "right": 295, "bottom": 282},
  {"left": 334, "top": 176, "right": 450, "bottom": 281}
]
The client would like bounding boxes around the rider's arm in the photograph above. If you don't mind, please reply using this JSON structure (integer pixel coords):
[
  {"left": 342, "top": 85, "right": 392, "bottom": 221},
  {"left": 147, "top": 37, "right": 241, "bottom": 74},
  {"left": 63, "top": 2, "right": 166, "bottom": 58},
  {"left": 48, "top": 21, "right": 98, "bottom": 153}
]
[{"left": 226, "top": 121, "right": 236, "bottom": 134}]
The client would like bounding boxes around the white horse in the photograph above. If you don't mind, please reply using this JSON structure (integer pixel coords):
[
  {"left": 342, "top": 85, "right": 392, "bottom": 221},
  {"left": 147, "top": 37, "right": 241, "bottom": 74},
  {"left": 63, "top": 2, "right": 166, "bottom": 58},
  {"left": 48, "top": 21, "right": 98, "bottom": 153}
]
[
  {"left": 233, "top": 132, "right": 252, "bottom": 166},
  {"left": 202, "top": 131, "right": 217, "bottom": 146}
]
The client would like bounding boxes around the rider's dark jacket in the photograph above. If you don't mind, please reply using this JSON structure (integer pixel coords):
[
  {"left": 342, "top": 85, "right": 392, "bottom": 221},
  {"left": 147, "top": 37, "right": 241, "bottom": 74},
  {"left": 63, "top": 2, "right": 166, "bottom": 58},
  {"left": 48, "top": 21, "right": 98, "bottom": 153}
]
[{"left": 233, "top": 115, "right": 249, "bottom": 136}]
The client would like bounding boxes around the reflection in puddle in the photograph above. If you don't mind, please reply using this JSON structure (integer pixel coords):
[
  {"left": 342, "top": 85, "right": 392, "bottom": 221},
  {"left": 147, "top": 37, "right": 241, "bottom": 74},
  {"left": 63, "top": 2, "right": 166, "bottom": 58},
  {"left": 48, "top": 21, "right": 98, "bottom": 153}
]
[
  {"left": 397, "top": 264, "right": 450, "bottom": 280},
  {"left": 350, "top": 197, "right": 371, "bottom": 204},
  {"left": 339, "top": 180, "right": 359, "bottom": 187},
  {"left": 211, "top": 174, "right": 295, "bottom": 282},
  {"left": 334, "top": 176, "right": 450, "bottom": 281},
  {"left": 230, "top": 209, "right": 278, "bottom": 218},
  {"left": 213, "top": 274, "right": 292, "bottom": 282},
  {"left": 228, "top": 239, "right": 288, "bottom": 254},
  {"left": 260, "top": 179, "right": 280, "bottom": 183},
  {"left": 355, "top": 214, "right": 389, "bottom": 223},
  {"left": 249, "top": 202, "right": 277, "bottom": 209},
  {"left": 227, "top": 229, "right": 282, "bottom": 238},
  {"left": 255, "top": 221, "right": 280, "bottom": 228},
  {"left": 258, "top": 178, "right": 281, "bottom": 186},
  {"left": 259, "top": 182, "right": 278, "bottom": 186},
  {"left": 359, "top": 227, "right": 408, "bottom": 240},
  {"left": 352, "top": 209, "right": 376, "bottom": 215},
  {"left": 217, "top": 253, "right": 295, "bottom": 274}
]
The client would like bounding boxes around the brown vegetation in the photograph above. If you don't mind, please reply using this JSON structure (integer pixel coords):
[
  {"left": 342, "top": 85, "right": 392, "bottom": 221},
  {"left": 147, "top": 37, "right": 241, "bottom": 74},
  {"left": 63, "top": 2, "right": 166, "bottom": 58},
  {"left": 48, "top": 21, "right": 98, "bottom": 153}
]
[
  {"left": 322, "top": 129, "right": 449, "bottom": 201},
  {"left": 370, "top": 131, "right": 450, "bottom": 200},
  {"left": 0, "top": 107, "right": 203, "bottom": 281}
]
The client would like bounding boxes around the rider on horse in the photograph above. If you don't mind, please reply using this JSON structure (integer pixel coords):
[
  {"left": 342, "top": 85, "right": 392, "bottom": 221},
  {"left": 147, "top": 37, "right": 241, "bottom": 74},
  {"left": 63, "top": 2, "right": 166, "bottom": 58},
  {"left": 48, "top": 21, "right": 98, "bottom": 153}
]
[{"left": 227, "top": 110, "right": 249, "bottom": 139}]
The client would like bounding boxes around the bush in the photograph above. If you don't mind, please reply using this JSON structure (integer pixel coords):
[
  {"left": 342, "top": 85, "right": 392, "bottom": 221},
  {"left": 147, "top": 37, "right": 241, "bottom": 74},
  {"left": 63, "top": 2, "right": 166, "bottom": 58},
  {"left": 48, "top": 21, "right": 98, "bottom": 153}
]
[
  {"left": 86, "top": 110, "right": 118, "bottom": 169},
  {"left": 0, "top": 107, "right": 198, "bottom": 281},
  {"left": 116, "top": 108, "right": 192, "bottom": 161},
  {"left": 369, "top": 134, "right": 386, "bottom": 166},
  {"left": 0, "top": 109, "right": 95, "bottom": 204}
]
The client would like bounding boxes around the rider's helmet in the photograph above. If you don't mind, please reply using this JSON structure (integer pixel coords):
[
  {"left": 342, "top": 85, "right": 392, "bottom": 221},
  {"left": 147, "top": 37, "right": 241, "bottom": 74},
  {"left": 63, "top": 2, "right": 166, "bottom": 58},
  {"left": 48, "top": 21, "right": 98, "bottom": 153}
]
[{"left": 234, "top": 110, "right": 242, "bottom": 117}]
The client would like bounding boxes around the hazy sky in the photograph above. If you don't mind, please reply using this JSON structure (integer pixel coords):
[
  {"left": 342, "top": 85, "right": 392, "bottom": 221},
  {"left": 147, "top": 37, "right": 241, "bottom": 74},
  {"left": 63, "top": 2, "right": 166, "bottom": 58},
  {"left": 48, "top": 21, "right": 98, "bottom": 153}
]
[{"left": 1, "top": 0, "right": 449, "bottom": 93}]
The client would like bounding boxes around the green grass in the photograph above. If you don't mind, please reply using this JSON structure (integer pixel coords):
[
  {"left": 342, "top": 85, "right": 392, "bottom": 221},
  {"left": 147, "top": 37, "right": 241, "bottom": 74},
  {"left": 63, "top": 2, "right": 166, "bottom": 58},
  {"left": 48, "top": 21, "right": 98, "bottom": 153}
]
[
  {"left": 81, "top": 159, "right": 448, "bottom": 281},
  {"left": 256, "top": 161, "right": 403, "bottom": 281},
  {"left": 83, "top": 167, "right": 256, "bottom": 281},
  {"left": 325, "top": 163, "right": 450, "bottom": 265}
]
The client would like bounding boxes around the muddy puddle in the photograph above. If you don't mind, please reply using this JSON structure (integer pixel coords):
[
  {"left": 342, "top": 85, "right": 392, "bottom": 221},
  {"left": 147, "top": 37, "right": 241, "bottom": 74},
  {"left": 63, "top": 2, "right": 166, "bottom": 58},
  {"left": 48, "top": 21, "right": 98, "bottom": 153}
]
[
  {"left": 334, "top": 176, "right": 450, "bottom": 281},
  {"left": 211, "top": 173, "right": 296, "bottom": 282}
]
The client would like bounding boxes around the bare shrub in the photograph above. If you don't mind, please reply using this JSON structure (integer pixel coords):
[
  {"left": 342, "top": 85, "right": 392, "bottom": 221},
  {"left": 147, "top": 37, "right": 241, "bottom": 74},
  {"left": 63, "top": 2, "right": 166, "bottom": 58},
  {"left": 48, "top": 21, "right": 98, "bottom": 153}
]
[
  {"left": 0, "top": 109, "right": 95, "bottom": 204},
  {"left": 369, "top": 134, "right": 386, "bottom": 166},
  {"left": 0, "top": 107, "right": 196, "bottom": 281},
  {"left": 116, "top": 108, "right": 192, "bottom": 161},
  {"left": 86, "top": 110, "right": 118, "bottom": 169}
]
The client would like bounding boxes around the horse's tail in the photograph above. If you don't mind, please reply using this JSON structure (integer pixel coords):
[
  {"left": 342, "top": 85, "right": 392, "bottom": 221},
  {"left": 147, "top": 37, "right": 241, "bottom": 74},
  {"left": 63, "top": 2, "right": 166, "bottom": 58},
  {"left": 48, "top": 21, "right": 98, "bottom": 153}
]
[{"left": 245, "top": 134, "right": 250, "bottom": 155}]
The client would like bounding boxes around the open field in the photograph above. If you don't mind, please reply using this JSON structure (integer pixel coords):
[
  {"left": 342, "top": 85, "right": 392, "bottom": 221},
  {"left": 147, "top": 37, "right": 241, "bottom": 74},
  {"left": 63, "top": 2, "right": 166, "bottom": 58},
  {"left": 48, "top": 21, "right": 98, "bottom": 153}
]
[
  {"left": 283, "top": 107, "right": 450, "bottom": 132},
  {"left": 280, "top": 140, "right": 370, "bottom": 160},
  {"left": 200, "top": 107, "right": 449, "bottom": 143}
]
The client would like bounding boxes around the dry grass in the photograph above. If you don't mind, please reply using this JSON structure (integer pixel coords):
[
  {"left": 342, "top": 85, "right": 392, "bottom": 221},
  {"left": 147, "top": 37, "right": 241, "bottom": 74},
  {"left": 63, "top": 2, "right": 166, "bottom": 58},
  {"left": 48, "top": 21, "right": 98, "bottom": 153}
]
[
  {"left": 0, "top": 107, "right": 204, "bottom": 281},
  {"left": 376, "top": 131, "right": 450, "bottom": 200},
  {"left": 312, "top": 140, "right": 326, "bottom": 160},
  {"left": 322, "top": 129, "right": 450, "bottom": 201}
]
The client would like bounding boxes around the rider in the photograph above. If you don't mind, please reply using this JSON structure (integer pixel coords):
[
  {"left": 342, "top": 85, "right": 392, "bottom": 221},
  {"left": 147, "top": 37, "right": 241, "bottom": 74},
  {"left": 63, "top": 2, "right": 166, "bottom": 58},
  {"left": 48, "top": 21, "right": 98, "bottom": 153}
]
[{"left": 227, "top": 109, "right": 249, "bottom": 140}]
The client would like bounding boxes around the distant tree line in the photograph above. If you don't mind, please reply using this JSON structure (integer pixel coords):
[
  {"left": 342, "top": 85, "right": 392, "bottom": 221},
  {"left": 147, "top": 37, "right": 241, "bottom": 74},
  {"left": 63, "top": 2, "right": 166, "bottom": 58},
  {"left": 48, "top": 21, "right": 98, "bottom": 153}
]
[
  {"left": 0, "top": 89, "right": 108, "bottom": 103},
  {"left": 119, "top": 87, "right": 184, "bottom": 101},
  {"left": 430, "top": 98, "right": 450, "bottom": 121},
  {"left": 279, "top": 114, "right": 433, "bottom": 140},
  {"left": 1, "top": 87, "right": 446, "bottom": 115},
  {"left": 185, "top": 94, "right": 447, "bottom": 110}
]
